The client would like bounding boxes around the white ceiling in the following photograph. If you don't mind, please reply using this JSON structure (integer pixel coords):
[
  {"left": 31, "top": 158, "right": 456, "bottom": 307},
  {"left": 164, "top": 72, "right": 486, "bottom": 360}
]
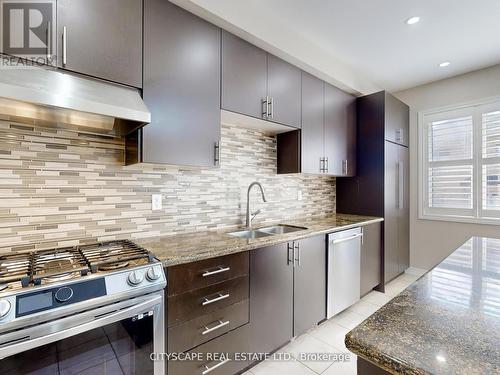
[{"left": 173, "top": 0, "right": 500, "bottom": 93}]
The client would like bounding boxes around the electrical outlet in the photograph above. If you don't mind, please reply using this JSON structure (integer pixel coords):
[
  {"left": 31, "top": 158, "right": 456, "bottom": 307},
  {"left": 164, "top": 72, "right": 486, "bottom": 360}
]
[
  {"left": 152, "top": 194, "right": 162, "bottom": 211},
  {"left": 297, "top": 190, "right": 303, "bottom": 201}
]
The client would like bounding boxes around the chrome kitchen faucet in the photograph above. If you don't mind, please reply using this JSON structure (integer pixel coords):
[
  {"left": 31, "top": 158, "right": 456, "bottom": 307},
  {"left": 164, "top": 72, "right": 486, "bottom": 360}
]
[{"left": 246, "top": 181, "right": 267, "bottom": 228}]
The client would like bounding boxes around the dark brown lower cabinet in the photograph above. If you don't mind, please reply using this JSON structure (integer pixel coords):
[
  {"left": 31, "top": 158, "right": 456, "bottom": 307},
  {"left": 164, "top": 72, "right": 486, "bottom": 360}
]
[
  {"left": 293, "top": 235, "right": 327, "bottom": 336},
  {"left": 248, "top": 243, "right": 294, "bottom": 353},
  {"left": 167, "top": 325, "right": 250, "bottom": 375},
  {"left": 168, "top": 299, "right": 249, "bottom": 353},
  {"left": 165, "top": 236, "right": 326, "bottom": 373},
  {"left": 249, "top": 236, "right": 326, "bottom": 352},
  {"left": 357, "top": 357, "right": 391, "bottom": 375},
  {"left": 165, "top": 252, "right": 250, "bottom": 374},
  {"left": 360, "top": 222, "right": 382, "bottom": 296},
  {"left": 167, "top": 276, "right": 249, "bottom": 326}
]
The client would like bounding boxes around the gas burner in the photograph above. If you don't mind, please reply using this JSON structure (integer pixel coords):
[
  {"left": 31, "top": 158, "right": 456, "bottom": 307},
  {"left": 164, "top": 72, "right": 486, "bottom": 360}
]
[
  {"left": 80, "top": 240, "right": 154, "bottom": 273},
  {"left": 43, "top": 258, "right": 74, "bottom": 270},
  {"left": 98, "top": 247, "right": 123, "bottom": 257},
  {"left": 42, "top": 271, "right": 81, "bottom": 284},
  {"left": 0, "top": 253, "right": 31, "bottom": 288},
  {"left": 32, "top": 248, "right": 89, "bottom": 286},
  {"left": 0, "top": 240, "right": 157, "bottom": 290},
  {"left": 99, "top": 261, "right": 130, "bottom": 271}
]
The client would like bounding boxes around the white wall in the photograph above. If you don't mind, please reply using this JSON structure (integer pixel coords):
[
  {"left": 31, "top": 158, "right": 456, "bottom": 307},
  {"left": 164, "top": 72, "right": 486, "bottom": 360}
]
[{"left": 395, "top": 64, "right": 500, "bottom": 270}]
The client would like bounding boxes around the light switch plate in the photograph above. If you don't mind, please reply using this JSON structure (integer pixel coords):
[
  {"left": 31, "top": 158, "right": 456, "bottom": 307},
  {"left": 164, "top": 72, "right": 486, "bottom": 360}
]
[{"left": 152, "top": 194, "right": 162, "bottom": 211}]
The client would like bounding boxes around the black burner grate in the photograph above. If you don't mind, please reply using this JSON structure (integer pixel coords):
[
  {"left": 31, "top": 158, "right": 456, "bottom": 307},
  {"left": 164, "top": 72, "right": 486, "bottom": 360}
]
[
  {"left": 0, "top": 240, "right": 154, "bottom": 288},
  {"left": 0, "top": 253, "right": 31, "bottom": 287},
  {"left": 79, "top": 240, "right": 154, "bottom": 273}
]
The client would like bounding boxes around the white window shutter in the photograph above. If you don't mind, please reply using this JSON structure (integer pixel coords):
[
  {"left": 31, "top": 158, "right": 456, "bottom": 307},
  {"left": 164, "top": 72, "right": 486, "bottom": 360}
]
[{"left": 482, "top": 110, "right": 500, "bottom": 213}]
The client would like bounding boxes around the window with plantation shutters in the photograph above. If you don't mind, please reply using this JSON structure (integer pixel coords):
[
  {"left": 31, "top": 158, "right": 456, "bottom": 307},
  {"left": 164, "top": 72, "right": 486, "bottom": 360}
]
[
  {"left": 482, "top": 110, "right": 500, "bottom": 215},
  {"left": 420, "top": 99, "right": 500, "bottom": 223}
]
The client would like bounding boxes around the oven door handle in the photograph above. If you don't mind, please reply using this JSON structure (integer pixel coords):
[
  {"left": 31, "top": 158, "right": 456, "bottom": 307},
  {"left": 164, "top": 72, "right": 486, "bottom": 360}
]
[{"left": 0, "top": 293, "right": 163, "bottom": 360}]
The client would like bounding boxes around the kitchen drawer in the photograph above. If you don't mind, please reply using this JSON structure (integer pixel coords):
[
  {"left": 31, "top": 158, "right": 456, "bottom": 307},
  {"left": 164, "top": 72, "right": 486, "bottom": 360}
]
[
  {"left": 168, "top": 299, "right": 249, "bottom": 353},
  {"left": 168, "top": 252, "right": 249, "bottom": 297},
  {"left": 168, "top": 324, "right": 250, "bottom": 375},
  {"left": 168, "top": 276, "right": 249, "bottom": 326}
]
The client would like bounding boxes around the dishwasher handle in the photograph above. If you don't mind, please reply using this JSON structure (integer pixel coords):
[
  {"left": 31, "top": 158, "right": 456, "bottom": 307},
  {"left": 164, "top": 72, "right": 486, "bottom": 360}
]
[{"left": 330, "top": 232, "right": 363, "bottom": 245}]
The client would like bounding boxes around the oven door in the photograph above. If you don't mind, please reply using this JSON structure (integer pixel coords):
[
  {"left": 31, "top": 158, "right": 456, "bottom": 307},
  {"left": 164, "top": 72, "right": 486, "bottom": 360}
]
[{"left": 0, "top": 292, "right": 165, "bottom": 375}]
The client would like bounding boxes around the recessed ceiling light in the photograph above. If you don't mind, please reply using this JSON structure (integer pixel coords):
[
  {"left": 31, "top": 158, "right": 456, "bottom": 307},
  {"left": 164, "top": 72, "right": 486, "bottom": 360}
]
[
  {"left": 439, "top": 61, "right": 451, "bottom": 67},
  {"left": 405, "top": 16, "right": 420, "bottom": 25}
]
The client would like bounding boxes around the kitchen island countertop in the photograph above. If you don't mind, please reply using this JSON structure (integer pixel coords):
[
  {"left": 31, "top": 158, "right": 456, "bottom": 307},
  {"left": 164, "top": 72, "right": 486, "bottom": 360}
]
[
  {"left": 345, "top": 236, "right": 500, "bottom": 375},
  {"left": 136, "top": 214, "right": 383, "bottom": 267}
]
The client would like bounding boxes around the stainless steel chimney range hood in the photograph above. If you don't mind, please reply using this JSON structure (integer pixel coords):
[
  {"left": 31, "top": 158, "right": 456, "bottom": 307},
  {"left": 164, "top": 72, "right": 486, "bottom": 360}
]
[{"left": 0, "top": 67, "right": 150, "bottom": 136}]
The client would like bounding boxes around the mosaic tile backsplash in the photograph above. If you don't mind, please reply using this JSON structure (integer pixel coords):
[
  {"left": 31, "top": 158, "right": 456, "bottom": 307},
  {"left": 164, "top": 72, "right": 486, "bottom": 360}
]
[{"left": 0, "top": 119, "right": 336, "bottom": 254}]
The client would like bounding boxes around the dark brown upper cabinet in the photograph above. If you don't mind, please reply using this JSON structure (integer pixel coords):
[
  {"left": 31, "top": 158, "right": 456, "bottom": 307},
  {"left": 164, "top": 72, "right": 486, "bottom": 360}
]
[
  {"left": 324, "top": 83, "right": 356, "bottom": 176},
  {"left": 130, "top": 0, "right": 221, "bottom": 167},
  {"left": 267, "top": 54, "right": 302, "bottom": 128},
  {"left": 385, "top": 92, "right": 409, "bottom": 146},
  {"left": 57, "top": 0, "right": 142, "bottom": 88},
  {"left": 300, "top": 72, "right": 325, "bottom": 174},
  {"left": 221, "top": 32, "right": 268, "bottom": 120},
  {"left": 277, "top": 72, "right": 356, "bottom": 176},
  {"left": 221, "top": 31, "right": 302, "bottom": 129}
]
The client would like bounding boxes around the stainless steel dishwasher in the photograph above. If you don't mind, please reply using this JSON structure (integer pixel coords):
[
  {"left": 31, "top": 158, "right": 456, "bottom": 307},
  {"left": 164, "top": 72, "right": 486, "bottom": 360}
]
[{"left": 327, "top": 227, "right": 363, "bottom": 318}]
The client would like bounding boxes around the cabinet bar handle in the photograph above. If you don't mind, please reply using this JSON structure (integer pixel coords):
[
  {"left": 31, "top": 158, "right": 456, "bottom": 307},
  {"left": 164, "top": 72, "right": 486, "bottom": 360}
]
[
  {"left": 214, "top": 141, "right": 220, "bottom": 166},
  {"left": 396, "top": 128, "right": 404, "bottom": 143},
  {"left": 331, "top": 233, "right": 363, "bottom": 245},
  {"left": 320, "top": 157, "right": 324, "bottom": 173},
  {"left": 397, "top": 161, "right": 404, "bottom": 209},
  {"left": 262, "top": 97, "right": 269, "bottom": 118},
  {"left": 202, "top": 266, "right": 230, "bottom": 277},
  {"left": 342, "top": 160, "right": 348, "bottom": 175},
  {"left": 269, "top": 97, "right": 274, "bottom": 119},
  {"left": 201, "top": 319, "right": 230, "bottom": 335},
  {"left": 324, "top": 157, "right": 329, "bottom": 173},
  {"left": 62, "top": 26, "right": 67, "bottom": 66},
  {"left": 202, "top": 293, "right": 230, "bottom": 306},
  {"left": 287, "top": 243, "right": 293, "bottom": 266},
  {"left": 202, "top": 359, "right": 231, "bottom": 375},
  {"left": 46, "top": 21, "right": 51, "bottom": 60},
  {"left": 294, "top": 242, "right": 300, "bottom": 266}
]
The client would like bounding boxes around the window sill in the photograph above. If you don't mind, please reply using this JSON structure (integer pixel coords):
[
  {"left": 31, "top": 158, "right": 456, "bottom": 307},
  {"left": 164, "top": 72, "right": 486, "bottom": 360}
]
[{"left": 418, "top": 214, "right": 500, "bottom": 226}]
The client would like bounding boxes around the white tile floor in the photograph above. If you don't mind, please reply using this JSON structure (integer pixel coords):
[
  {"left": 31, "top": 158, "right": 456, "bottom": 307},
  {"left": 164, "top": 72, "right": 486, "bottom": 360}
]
[{"left": 244, "top": 272, "right": 420, "bottom": 375}]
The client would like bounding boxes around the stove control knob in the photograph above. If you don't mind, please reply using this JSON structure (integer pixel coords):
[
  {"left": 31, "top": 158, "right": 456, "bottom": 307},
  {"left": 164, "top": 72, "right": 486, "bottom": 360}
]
[
  {"left": 146, "top": 267, "right": 162, "bottom": 281},
  {"left": 0, "top": 300, "right": 11, "bottom": 319},
  {"left": 55, "top": 287, "right": 74, "bottom": 302},
  {"left": 128, "top": 271, "right": 144, "bottom": 286}
]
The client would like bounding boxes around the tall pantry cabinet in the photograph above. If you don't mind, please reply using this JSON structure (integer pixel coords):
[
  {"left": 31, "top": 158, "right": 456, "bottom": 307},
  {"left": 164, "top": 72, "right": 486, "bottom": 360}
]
[{"left": 336, "top": 91, "right": 409, "bottom": 284}]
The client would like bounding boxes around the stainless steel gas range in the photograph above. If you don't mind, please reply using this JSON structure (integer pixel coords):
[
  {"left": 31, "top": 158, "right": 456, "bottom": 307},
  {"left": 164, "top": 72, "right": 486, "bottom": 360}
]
[{"left": 0, "top": 240, "right": 166, "bottom": 375}]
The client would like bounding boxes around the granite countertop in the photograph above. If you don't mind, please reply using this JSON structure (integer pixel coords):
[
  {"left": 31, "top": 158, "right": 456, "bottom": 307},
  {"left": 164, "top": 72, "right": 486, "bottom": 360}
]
[
  {"left": 136, "top": 214, "right": 383, "bottom": 267},
  {"left": 345, "top": 236, "right": 500, "bottom": 375}
]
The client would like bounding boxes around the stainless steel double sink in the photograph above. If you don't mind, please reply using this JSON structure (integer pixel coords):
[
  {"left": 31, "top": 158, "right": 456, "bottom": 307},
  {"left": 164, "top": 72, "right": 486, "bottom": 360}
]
[{"left": 227, "top": 224, "right": 307, "bottom": 239}]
